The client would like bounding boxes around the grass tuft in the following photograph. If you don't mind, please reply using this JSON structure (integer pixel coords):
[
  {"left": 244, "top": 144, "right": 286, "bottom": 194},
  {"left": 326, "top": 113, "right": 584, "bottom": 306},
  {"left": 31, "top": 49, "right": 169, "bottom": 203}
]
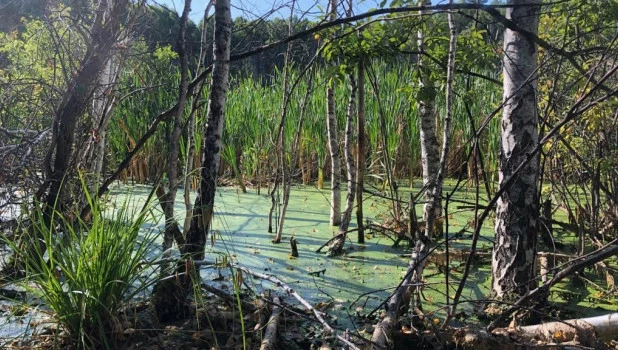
[{"left": 8, "top": 184, "right": 158, "bottom": 349}]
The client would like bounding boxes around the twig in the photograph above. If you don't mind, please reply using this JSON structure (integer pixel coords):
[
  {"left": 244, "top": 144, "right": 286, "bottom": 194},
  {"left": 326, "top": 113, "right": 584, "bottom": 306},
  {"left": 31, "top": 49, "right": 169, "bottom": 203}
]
[{"left": 233, "top": 264, "right": 360, "bottom": 350}]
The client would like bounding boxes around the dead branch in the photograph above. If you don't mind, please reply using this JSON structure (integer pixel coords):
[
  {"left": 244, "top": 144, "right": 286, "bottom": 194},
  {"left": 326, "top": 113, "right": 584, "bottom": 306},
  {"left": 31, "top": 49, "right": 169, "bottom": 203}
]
[
  {"left": 370, "top": 260, "right": 415, "bottom": 350},
  {"left": 488, "top": 240, "right": 618, "bottom": 330},
  {"left": 233, "top": 264, "right": 360, "bottom": 350},
  {"left": 259, "top": 296, "right": 282, "bottom": 350}
]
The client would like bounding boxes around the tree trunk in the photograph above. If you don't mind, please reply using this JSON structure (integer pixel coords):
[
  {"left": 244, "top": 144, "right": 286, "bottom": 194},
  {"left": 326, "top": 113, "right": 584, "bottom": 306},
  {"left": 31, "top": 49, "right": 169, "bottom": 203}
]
[
  {"left": 277, "top": 74, "right": 312, "bottom": 242},
  {"left": 417, "top": 0, "right": 441, "bottom": 238},
  {"left": 371, "top": 256, "right": 416, "bottom": 349},
  {"left": 184, "top": 1, "right": 214, "bottom": 235},
  {"left": 326, "top": 0, "right": 341, "bottom": 227},
  {"left": 328, "top": 73, "right": 357, "bottom": 255},
  {"left": 268, "top": 177, "right": 279, "bottom": 234},
  {"left": 153, "top": 0, "right": 231, "bottom": 322},
  {"left": 259, "top": 296, "right": 282, "bottom": 350},
  {"left": 91, "top": 47, "right": 124, "bottom": 180},
  {"left": 161, "top": 0, "right": 192, "bottom": 268},
  {"left": 516, "top": 313, "right": 618, "bottom": 347},
  {"left": 431, "top": 1, "right": 456, "bottom": 222},
  {"left": 491, "top": 0, "right": 541, "bottom": 299},
  {"left": 41, "top": 0, "right": 129, "bottom": 216},
  {"left": 274, "top": 1, "right": 298, "bottom": 244},
  {"left": 326, "top": 83, "right": 341, "bottom": 228},
  {"left": 356, "top": 60, "right": 366, "bottom": 243}
]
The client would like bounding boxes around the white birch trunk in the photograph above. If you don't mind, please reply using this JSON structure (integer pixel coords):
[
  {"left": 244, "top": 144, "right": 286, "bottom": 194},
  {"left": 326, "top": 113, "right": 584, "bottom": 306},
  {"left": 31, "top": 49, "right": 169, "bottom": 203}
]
[
  {"left": 429, "top": 2, "right": 457, "bottom": 229},
  {"left": 417, "top": 0, "right": 440, "bottom": 237},
  {"left": 340, "top": 73, "right": 357, "bottom": 234},
  {"left": 436, "top": 5, "right": 456, "bottom": 197},
  {"left": 91, "top": 51, "right": 123, "bottom": 178},
  {"left": 184, "top": 1, "right": 214, "bottom": 234},
  {"left": 326, "top": 0, "right": 341, "bottom": 227},
  {"left": 327, "top": 85, "right": 341, "bottom": 227},
  {"left": 518, "top": 313, "right": 618, "bottom": 344},
  {"left": 407, "top": 1, "right": 439, "bottom": 313},
  {"left": 153, "top": 0, "right": 231, "bottom": 321},
  {"left": 328, "top": 73, "right": 357, "bottom": 255},
  {"left": 356, "top": 60, "right": 365, "bottom": 243},
  {"left": 274, "top": 0, "right": 297, "bottom": 244},
  {"left": 492, "top": 0, "right": 541, "bottom": 299}
]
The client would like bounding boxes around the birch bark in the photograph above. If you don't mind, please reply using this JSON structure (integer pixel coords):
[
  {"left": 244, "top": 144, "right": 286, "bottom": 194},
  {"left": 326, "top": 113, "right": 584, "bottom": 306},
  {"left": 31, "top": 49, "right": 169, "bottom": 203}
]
[
  {"left": 356, "top": 60, "right": 365, "bottom": 243},
  {"left": 91, "top": 49, "right": 123, "bottom": 179},
  {"left": 491, "top": 0, "right": 541, "bottom": 299},
  {"left": 274, "top": 0, "right": 297, "bottom": 244},
  {"left": 417, "top": 0, "right": 441, "bottom": 237},
  {"left": 161, "top": 0, "right": 192, "bottom": 264},
  {"left": 184, "top": 1, "right": 214, "bottom": 234},
  {"left": 186, "top": 0, "right": 231, "bottom": 261},
  {"left": 326, "top": 0, "right": 341, "bottom": 227},
  {"left": 328, "top": 73, "right": 357, "bottom": 255}
]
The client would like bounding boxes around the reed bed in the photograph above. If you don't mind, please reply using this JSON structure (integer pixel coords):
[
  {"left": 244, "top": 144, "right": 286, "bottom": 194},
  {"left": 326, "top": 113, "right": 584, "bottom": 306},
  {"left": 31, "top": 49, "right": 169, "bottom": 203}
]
[{"left": 106, "top": 59, "right": 503, "bottom": 188}]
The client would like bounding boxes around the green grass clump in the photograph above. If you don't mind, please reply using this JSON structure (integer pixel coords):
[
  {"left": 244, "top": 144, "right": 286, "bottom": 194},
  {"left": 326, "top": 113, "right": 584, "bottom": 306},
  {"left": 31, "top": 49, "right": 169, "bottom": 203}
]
[{"left": 10, "top": 189, "right": 158, "bottom": 349}]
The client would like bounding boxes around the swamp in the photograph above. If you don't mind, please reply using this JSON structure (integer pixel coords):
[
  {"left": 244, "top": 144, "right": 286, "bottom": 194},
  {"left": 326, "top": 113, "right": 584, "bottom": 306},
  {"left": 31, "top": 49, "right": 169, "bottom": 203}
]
[{"left": 1, "top": 0, "right": 618, "bottom": 349}]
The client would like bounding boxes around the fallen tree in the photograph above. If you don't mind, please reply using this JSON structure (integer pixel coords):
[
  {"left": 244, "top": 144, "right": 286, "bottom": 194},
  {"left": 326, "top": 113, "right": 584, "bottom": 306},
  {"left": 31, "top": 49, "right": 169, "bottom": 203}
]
[{"left": 513, "top": 312, "right": 618, "bottom": 346}]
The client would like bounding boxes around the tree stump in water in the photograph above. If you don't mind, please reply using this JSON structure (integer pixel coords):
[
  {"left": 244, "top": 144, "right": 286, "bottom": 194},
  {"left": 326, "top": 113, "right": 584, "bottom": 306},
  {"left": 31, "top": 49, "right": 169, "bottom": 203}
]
[{"left": 290, "top": 237, "right": 299, "bottom": 257}]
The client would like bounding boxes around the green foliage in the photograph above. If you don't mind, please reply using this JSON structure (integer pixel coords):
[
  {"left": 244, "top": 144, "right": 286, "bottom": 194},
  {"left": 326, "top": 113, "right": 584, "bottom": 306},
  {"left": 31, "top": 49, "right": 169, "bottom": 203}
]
[
  {"left": 153, "top": 45, "right": 179, "bottom": 63},
  {"left": 7, "top": 182, "right": 158, "bottom": 349},
  {"left": 0, "top": 5, "right": 85, "bottom": 129}
]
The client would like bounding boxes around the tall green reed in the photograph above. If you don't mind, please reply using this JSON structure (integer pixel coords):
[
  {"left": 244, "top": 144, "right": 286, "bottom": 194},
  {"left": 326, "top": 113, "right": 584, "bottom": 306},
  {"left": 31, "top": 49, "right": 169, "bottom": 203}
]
[{"left": 107, "top": 56, "right": 503, "bottom": 188}]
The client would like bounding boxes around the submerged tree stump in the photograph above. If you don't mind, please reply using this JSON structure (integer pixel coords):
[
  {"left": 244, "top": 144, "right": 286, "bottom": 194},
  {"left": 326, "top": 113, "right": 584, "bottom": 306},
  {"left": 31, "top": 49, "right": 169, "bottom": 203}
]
[{"left": 290, "top": 237, "right": 299, "bottom": 257}]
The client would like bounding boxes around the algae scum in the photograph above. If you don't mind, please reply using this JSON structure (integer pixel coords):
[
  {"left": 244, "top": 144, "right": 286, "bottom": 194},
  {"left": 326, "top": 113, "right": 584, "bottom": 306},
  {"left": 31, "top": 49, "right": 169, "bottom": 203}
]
[
  {"left": 2, "top": 181, "right": 616, "bottom": 344},
  {"left": 109, "top": 181, "right": 497, "bottom": 329}
]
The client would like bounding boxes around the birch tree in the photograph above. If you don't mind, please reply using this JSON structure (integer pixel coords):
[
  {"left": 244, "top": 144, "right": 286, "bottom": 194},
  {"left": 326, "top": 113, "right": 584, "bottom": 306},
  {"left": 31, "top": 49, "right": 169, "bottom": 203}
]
[
  {"left": 417, "top": 0, "right": 441, "bottom": 237},
  {"left": 328, "top": 72, "right": 357, "bottom": 255},
  {"left": 186, "top": 0, "right": 231, "bottom": 263},
  {"left": 273, "top": 0, "right": 297, "bottom": 244},
  {"left": 184, "top": 1, "right": 214, "bottom": 234},
  {"left": 491, "top": 0, "right": 541, "bottom": 299},
  {"left": 356, "top": 59, "right": 366, "bottom": 243},
  {"left": 326, "top": 0, "right": 341, "bottom": 227},
  {"left": 327, "top": 0, "right": 357, "bottom": 255},
  {"left": 153, "top": 0, "right": 232, "bottom": 321},
  {"left": 89, "top": 47, "right": 125, "bottom": 180}
]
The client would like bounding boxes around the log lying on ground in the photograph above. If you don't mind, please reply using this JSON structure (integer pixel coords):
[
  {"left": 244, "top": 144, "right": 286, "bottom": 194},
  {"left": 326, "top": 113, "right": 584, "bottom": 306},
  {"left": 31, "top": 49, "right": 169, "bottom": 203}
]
[
  {"left": 260, "top": 296, "right": 282, "bottom": 350},
  {"left": 448, "top": 313, "right": 618, "bottom": 350},
  {"left": 514, "top": 312, "right": 618, "bottom": 346}
]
